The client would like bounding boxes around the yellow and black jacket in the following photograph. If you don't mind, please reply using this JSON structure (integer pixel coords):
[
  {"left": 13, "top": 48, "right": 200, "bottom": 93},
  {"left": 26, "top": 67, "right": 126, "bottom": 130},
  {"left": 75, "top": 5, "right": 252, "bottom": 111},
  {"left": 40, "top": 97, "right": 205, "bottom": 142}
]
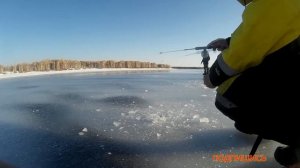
[
  {"left": 209, "top": 0, "right": 300, "bottom": 146},
  {"left": 210, "top": 0, "right": 300, "bottom": 94}
]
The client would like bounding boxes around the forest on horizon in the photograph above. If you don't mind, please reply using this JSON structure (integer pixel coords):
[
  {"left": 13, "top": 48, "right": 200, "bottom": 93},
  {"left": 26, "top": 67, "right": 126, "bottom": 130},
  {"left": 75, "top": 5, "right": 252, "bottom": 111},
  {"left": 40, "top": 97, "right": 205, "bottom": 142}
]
[{"left": 0, "top": 60, "right": 170, "bottom": 74}]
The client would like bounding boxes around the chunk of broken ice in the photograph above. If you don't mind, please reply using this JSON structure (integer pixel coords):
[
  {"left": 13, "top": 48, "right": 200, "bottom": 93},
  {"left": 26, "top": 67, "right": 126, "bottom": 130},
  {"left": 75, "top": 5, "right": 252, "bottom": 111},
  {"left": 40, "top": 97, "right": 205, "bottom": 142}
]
[
  {"left": 199, "top": 118, "right": 209, "bottom": 123},
  {"left": 128, "top": 110, "right": 137, "bottom": 114},
  {"left": 193, "top": 115, "right": 200, "bottom": 119},
  {"left": 113, "top": 121, "right": 121, "bottom": 127}
]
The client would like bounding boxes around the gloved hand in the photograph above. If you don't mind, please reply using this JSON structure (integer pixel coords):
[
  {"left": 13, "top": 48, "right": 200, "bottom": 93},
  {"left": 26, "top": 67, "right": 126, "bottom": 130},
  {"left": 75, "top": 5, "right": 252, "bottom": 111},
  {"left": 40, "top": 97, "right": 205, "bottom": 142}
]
[
  {"left": 203, "top": 74, "right": 216, "bottom": 88},
  {"left": 207, "top": 38, "right": 229, "bottom": 51}
]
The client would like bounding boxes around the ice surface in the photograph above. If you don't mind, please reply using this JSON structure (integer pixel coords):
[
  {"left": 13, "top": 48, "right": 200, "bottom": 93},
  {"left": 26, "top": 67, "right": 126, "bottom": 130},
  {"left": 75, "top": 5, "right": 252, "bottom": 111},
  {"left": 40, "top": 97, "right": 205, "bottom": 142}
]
[{"left": 0, "top": 69, "right": 281, "bottom": 168}]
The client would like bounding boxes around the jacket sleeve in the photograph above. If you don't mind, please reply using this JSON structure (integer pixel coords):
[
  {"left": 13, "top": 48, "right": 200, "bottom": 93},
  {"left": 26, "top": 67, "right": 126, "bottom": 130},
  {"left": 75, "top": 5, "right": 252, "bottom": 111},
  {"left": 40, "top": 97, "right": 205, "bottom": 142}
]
[{"left": 209, "top": 0, "right": 300, "bottom": 86}]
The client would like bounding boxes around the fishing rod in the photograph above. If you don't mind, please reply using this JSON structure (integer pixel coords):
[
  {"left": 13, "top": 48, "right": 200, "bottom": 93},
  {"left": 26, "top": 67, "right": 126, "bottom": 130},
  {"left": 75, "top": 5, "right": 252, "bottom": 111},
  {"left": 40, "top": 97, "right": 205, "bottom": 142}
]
[
  {"left": 159, "top": 46, "right": 210, "bottom": 54},
  {"left": 160, "top": 46, "right": 211, "bottom": 75}
]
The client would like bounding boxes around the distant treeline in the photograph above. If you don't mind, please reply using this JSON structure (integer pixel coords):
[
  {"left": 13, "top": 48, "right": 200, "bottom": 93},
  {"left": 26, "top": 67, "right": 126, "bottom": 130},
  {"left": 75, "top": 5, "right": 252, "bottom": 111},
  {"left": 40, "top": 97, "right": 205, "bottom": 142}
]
[{"left": 0, "top": 60, "right": 170, "bottom": 74}]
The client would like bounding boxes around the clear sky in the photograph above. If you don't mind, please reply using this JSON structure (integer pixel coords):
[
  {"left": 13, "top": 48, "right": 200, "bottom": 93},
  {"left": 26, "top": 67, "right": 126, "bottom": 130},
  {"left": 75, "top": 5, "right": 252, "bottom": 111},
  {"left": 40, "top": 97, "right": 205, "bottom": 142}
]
[{"left": 0, "top": 0, "right": 244, "bottom": 66}]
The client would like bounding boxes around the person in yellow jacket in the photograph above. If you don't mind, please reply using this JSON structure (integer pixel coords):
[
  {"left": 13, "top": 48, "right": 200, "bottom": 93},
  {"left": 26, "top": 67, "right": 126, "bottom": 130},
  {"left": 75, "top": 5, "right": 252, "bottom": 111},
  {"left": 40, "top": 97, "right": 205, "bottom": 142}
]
[{"left": 204, "top": 0, "right": 300, "bottom": 167}]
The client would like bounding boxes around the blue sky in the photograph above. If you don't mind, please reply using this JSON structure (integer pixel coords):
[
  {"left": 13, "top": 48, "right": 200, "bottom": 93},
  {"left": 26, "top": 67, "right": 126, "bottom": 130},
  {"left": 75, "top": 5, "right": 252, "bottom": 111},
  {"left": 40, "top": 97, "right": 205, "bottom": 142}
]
[{"left": 0, "top": 0, "right": 244, "bottom": 66}]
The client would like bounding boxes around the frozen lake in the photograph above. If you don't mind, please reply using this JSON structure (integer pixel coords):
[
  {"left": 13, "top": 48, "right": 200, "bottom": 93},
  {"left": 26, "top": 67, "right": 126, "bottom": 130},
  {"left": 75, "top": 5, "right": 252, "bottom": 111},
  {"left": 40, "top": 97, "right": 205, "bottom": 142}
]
[{"left": 0, "top": 69, "right": 281, "bottom": 168}]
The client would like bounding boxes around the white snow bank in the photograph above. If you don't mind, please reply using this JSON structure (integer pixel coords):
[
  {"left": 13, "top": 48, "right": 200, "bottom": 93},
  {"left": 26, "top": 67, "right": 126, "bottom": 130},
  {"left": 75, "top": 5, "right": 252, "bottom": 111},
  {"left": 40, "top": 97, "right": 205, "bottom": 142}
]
[{"left": 0, "top": 68, "right": 170, "bottom": 80}]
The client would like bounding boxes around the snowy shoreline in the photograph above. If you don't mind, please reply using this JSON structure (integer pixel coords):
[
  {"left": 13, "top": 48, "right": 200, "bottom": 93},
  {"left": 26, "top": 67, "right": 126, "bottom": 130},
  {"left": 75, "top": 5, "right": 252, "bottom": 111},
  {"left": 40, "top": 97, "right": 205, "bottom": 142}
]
[{"left": 0, "top": 68, "right": 171, "bottom": 80}]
